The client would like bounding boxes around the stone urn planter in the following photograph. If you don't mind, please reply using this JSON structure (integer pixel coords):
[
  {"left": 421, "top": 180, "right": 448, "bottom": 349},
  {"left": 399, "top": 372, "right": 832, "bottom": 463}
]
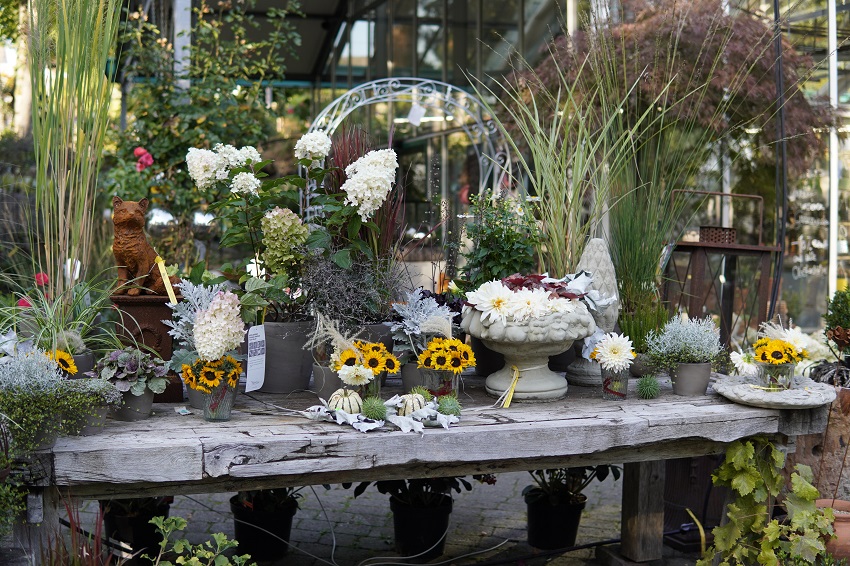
[{"left": 461, "top": 309, "right": 596, "bottom": 401}]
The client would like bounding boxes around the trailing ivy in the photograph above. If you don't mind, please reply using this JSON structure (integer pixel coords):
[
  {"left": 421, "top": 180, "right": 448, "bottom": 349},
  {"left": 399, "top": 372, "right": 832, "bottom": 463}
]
[{"left": 698, "top": 438, "right": 835, "bottom": 566}]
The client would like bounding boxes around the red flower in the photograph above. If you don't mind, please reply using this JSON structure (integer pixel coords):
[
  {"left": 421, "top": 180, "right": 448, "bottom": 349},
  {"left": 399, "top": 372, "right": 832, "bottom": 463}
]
[
  {"left": 34, "top": 272, "right": 49, "bottom": 286},
  {"left": 16, "top": 298, "right": 31, "bottom": 308},
  {"left": 136, "top": 152, "right": 154, "bottom": 172},
  {"left": 133, "top": 146, "right": 149, "bottom": 158}
]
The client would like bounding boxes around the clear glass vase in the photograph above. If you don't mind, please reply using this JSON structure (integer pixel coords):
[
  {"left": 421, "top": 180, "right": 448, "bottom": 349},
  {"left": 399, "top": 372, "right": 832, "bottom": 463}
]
[
  {"left": 756, "top": 362, "right": 796, "bottom": 390},
  {"left": 419, "top": 369, "right": 458, "bottom": 397},
  {"left": 601, "top": 367, "right": 629, "bottom": 400},
  {"left": 204, "top": 382, "right": 238, "bottom": 422}
]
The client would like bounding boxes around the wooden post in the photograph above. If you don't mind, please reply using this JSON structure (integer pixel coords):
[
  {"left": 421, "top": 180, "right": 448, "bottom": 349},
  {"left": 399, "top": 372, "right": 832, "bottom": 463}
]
[
  {"left": 10, "top": 487, "right": 61, "bottom": 565},
  {"left": 620, "top": 460, "right": 665, "bottom": 562}
]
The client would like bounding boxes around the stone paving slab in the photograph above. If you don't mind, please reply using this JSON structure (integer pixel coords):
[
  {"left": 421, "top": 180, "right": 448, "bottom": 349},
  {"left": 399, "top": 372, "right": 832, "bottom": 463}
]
[{"left": 49, "top": 470, "right": 700, "bottom": 565}]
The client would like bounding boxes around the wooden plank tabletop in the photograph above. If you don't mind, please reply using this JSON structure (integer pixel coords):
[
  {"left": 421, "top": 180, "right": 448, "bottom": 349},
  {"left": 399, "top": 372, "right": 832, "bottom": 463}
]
[{"left": 45, "top": 373, "right": 830, "bottom": 499}]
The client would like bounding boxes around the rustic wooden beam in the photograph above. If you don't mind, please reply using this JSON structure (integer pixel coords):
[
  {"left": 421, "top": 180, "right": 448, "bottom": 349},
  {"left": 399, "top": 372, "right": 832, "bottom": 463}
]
[{"left": 620, "top": 460, "right": 666, "bottom": 562}]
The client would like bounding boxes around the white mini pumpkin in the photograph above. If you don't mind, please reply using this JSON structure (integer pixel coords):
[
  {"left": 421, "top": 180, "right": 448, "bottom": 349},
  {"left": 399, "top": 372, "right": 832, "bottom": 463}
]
[
  {"left": 328, "top": 388, "right": 363, "bottom": 413},
  {"left": 398, "top": 393, "right": 426, "bottom": 416}
]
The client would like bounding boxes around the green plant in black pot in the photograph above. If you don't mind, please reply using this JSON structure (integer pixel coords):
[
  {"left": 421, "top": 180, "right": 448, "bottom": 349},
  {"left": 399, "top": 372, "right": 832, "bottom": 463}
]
[
  {"left": 145, "top": 516, "right": 256, "bottom": 566},
  {"left": 825, "top": 288, "right": 850, "bottom": 358},
  {"left": 100, "top": 495, "right": 173, "bottom": 565},
  {"left": 229, "top": 488, "right": 303, "bottom": 562},
  {"left": 354, "top": 475, "right": 496, "bottom": 562},
  {"left": 523, "top": 465, "right": 621, "bottom": 550}
]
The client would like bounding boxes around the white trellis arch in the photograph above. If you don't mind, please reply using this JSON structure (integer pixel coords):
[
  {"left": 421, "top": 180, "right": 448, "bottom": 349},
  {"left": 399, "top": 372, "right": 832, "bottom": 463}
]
[{"left": 302, "top": 77, "right": 511, "bottom": 216}]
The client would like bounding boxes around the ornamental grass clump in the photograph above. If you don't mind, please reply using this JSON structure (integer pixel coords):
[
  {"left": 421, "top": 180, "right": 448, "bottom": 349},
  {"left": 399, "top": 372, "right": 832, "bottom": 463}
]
[{"left": 645, "top": 316, "right": 722, "bottom": 373}]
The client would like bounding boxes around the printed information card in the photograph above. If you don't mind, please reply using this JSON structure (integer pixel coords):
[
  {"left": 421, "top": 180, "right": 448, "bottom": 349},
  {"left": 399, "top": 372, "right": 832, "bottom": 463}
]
[{"left": 245, "top": 325, "right": 266, "bottom": 392}]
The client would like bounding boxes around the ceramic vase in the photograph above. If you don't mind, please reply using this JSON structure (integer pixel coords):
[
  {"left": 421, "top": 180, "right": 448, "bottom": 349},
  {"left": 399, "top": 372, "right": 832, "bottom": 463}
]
[
  {"left": 671, "top": 362, "right": 712, "bottom": 396},
  {"left": 418, "top": 369, "right": 459, "bottom": 397}
]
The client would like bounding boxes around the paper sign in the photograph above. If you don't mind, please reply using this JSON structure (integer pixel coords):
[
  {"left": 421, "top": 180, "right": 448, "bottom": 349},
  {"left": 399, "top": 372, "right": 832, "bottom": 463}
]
[
  {"left": 407, "top": 103, "right": 426, "bottom": 126},
  {"left": 245, "top": 325, "right": 266, "bottom": 392}
]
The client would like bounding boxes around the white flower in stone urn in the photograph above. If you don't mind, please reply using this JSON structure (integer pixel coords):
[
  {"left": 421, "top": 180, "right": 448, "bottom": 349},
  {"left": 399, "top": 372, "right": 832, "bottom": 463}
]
[{"left": 460, "top": 273, "right": 603, "bottom": 402}]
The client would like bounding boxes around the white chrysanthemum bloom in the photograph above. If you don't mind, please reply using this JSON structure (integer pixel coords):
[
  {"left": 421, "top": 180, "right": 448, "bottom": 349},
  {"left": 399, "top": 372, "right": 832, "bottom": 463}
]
[
  {"left": 186, "top": 147, "right": 224, "bottom": 190},
  {"left": 214, "top": 144, "right": 246, "bottom": 169},
  {"left": 509, "top": 288, "right": 550, "bottom": 322},
  {"left": 194, "top": 291, "right": 245, "bottom": 361},
  {"left": 548, "top": 297, "right": 579, "bottom": 315},
  {"left": 295, "top": 131, "right": 332, "bottom": 162},
  {"left": 466, "top": 280, "right": 515, "bottom": 326},
  {"left": 338, "top": 364, "right": 374, "bottom": 386},
  {"left": 239, "top": 146, "right": 262, "bottom": 165},
  {"left": 730, "top": 350, "right": 759, "bottom": 377},
  {"left": 231, "top": 172, "right": 261, "bottom": 196},
  {"left": 594, "top": 332, "right": 635, "bottom": 372}
]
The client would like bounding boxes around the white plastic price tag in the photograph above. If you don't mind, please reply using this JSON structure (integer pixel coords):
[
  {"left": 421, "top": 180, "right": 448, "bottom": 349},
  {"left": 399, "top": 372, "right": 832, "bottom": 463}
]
[{"left": 245, "top": 325, "right": 266, "bottom": 392}]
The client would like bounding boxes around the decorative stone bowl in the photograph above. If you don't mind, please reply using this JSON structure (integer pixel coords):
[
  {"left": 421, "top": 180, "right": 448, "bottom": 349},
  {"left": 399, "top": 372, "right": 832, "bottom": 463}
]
[{"left": 461, "top": 308, "right": 596, "bottom": 401}]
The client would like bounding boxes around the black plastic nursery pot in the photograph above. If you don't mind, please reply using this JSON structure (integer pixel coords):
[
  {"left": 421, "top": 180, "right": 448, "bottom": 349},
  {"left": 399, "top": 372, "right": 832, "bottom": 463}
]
[
  {"left": 229, "top": 495, "right": 297, "bottom": 561},
  {"left": 524, "top": 489, "right": 586, "bottom": 550},
  {"left": 390, "top": 494, "right": 453, "bottom": 562},
  {"left": 100, "top": 499, "right": 171, "bottom": 565}
]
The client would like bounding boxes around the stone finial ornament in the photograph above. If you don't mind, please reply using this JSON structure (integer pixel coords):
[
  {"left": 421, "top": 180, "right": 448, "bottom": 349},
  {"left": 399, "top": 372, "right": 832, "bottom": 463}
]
[{"left": 575, "top": 238, "right": 620, "bottom": 333}]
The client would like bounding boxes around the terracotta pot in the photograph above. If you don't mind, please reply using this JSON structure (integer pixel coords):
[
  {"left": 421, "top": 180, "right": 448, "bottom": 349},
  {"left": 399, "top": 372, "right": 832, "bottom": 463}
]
[
  {"left": 818, "top": 498, "right": 850, "bottom": 558},
  {"left": 111, "top": 294, "right": 183, "bottom": 402}
]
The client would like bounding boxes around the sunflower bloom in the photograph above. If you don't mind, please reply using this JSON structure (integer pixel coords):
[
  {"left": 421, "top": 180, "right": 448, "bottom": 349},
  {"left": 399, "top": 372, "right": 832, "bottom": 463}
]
[{"left": 48, "top": 349, "right": 78, "bottom": 375}]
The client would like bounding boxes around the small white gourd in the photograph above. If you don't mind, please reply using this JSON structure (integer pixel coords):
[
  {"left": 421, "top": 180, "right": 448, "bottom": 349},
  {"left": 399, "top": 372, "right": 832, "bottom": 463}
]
[
  {"left": 398, "top": 393, "right": 426, "bottom": 416},
  {"left": 327, "top": 389, "right": 363, "bottom": 413}
]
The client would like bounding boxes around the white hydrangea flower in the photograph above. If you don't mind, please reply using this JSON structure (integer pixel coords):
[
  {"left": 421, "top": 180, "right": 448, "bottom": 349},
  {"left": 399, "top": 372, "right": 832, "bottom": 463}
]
[
  {"left": 231, "top": 172, "right": 261, "bottom": 196},
  {"left": 194, "top": 291, "right": 245, "bottom": 361},
  {"left": 214, "top": 144, "right": 245, "bottom": 169},
  {"left": 295, "top": 131, "right": 332, "bottom": 162},
  {"left": 338, "top": 365, "right": 374, "bottom": 386},
  {"left": 341, "top": 149, "right": 398, "bottom": 221},
  {"left": 239, "top": 146, "right": 262, "bottom": 165},
  {"left": 186, "top": 148, "right": 225, "bottom": 190}
]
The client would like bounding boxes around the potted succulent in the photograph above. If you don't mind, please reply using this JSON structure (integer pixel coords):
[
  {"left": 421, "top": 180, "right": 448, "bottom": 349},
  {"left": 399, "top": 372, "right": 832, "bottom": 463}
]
[
  {"left": 89, "top": 347, "right": 169, "bottom": 421},
  {"left": 645, "top": 316, "right": 722, "bottom": 396},
  {"left": 460, "top": 191, "right": 540, "bottom": 375},
  {"left": 229, "top": 488, "right": 303, "bottom": 561},
  {"left": 523, "top": 466, "right": 621, "bottom": 550},
  {"left": 62, "top": 378, "right": 123, "bottom": 435},
  {"left": 354, "top": 475, "right": 496, "bottom": 561}
]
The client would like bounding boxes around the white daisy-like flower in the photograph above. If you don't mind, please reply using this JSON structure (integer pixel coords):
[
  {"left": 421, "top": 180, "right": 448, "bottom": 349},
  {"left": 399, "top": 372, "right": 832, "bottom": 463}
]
[
  {"left": 295, "top": 131, "right": 332, "bottom": 162},
  {"left": 730, "top": 350, "right": 759, "bottom": 377},
  {"left": 338, "top": 364, "right": 374, "bottom": 386},
  {"left": 231, "top": 172, "right": 261, "bottom": 196},
  {"left": 548, "top": 297, "right": 580, "bottom": 315},
  {"left": 594, "top": 332, "right": 635, "bottom": 372},
  {"left": 186, "top": 147, "right": 225, "bottom": 190},
  {"left": 509, "top": 287, "right": 550, "bottom": 322},
  {"left": 466, "top": 280, "right": 515, "bottom": 326}
]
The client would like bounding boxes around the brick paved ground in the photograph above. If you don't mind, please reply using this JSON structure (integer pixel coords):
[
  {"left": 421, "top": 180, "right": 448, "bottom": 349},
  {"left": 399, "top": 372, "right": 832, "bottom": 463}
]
[{"left": 59, "top": 470, "right": 700, "bottom": 565}]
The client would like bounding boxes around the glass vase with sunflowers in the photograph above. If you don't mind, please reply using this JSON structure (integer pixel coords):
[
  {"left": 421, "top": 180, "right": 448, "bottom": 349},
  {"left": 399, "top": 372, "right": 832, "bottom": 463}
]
[
  {"left": 182, "top": 355, "right": 243, "bottom": 421},
  {"left": 331, "top": 339, "right": 400, "bottom": 397},
  {"left": 416, "top": 337, "right": 476, "bottom": 397},
  {"left": 730, "top": 319, "right": 810, "bottom": 390}
]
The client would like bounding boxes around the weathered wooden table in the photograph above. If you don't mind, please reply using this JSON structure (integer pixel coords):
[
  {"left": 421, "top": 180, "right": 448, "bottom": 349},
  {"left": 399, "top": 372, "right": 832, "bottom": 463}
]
[{"left": 18, "top": 374, "right": 829, "bottom": 564}]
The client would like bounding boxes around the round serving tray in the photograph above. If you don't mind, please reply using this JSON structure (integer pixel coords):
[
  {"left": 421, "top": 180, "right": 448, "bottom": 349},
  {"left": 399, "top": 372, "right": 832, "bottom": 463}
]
[{"left": 713, "top": 374, "right": 837, "bottom": 410}]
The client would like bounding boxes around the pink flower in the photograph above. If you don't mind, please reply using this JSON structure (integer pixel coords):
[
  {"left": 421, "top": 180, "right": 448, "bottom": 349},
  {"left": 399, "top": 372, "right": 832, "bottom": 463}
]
[
  {"left": 16, "top": 298, "right": 31, "bottom": 308},
  {"left": 133, "top": 147, "right": 149, "bottom": 158},
  {"left": 35, "top": 272, "right": 49, "bottom": 286},
  {"left": 136, "top": 152, "right": 154, "bottom": 172}
]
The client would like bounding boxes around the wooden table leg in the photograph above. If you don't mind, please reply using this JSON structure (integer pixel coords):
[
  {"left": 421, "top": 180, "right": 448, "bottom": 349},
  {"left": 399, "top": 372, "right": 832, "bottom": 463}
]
[
  {"left": 620, "top": 460, "right": 665, "bottom": 562},
  {"left": 10, "top": 486, "right": 60, "bottom": 565}
]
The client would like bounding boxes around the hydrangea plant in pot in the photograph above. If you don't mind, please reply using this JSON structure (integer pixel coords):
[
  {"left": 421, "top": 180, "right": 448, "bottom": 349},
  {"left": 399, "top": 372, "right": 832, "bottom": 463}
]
[
  {"left": 88, "top": 347, "right": 169, "bottom": 421},
  {"left": 645, "top": 316, "right": 722, "bottom": 396},
  {"left": 229, "top": 488, "right": 303, "bottom": 561},
  {"left": 524, "top": 466, "right": 621, "bottom": 550}
]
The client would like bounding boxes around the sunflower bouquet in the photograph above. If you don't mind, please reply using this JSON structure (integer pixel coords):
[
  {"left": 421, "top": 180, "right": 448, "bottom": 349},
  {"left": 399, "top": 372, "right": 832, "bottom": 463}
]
[
  {"left": 415, "top": 337, "right": 476, "bottom": 396},
  {"left": 181, "top": 355, "right": 243, "bottom": 394},
  {"left": 330, "top": 339, "right": 400, "bottom": 396},
  {"left": 730, "top": 319, "right": 810, "bottom": 389}
]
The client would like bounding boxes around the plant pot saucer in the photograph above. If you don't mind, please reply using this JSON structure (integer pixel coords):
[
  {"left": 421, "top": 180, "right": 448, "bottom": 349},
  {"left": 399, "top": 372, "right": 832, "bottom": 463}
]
[{"left": 713, "top": 374, "right": 836, "bottom": 409}]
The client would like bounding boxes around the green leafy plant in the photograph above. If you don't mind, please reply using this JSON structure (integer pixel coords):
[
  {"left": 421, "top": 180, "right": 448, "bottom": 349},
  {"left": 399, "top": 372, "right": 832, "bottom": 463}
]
[
  {"left": 355, "top": 475, "right": 496, "bottom": 508},
  {"left": 698, "top": 438, "right": 835, "bottom": 566},
  {"left": 62, "top": 379, "right": 122, "bottom": 435},
  {"left": 89, "top": 347, "right": 169, "bottom": 396},
  {"left": 824, "top": 289, "right": 850, "bottom": 355},
  {"left": 461, "top": 190, "right": 540, "bottom": 289},
  {"left": 524, "top": 466, "right": 621, "bottom": 506},
  {"left": 618, "top": 302, "right": 669, "bottom": 355},
  {"left": 645, "top": 316, "right": 722, "bottom": 372},
  {"left": 0, "top": 419, "right": 24, "bottom": 539},
  {"left": 145, "top": 516, "right": 256, "bottom": 566}
]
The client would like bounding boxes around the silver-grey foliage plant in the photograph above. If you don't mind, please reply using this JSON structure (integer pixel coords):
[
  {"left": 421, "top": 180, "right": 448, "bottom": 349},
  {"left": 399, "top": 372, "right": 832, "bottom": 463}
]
[
  {"left": 391, "top": 289, "right": 456, "bottom": 362},
  {"left": 645, "top": 316, "right": 722, "bottom": 371},
  {"left": 0, "top": 350, "right": 64, "bottom": 392}
]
